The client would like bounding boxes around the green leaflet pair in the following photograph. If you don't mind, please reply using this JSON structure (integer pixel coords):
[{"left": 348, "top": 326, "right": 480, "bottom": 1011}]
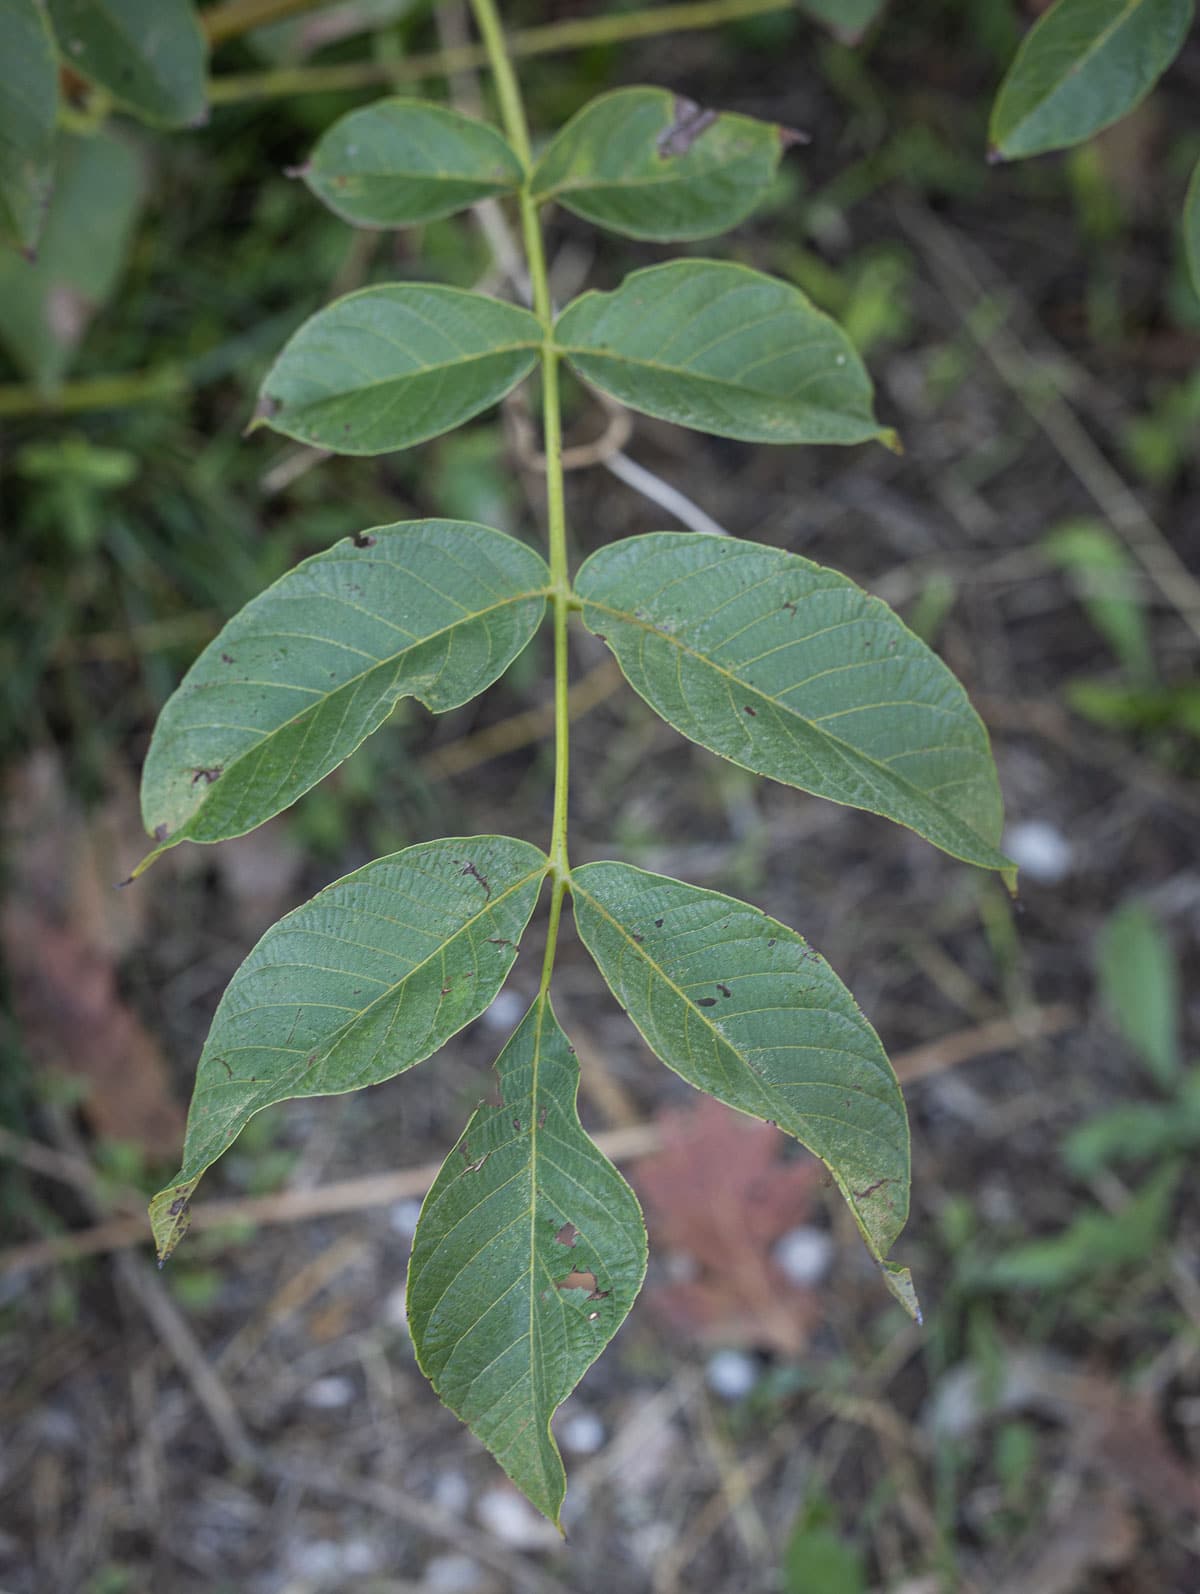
[{"left": 138, "top": 73, "right": 1011, "bottom": 1526}]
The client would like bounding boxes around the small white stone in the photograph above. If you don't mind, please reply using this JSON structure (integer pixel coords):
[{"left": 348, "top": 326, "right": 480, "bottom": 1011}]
[
  {"left": 341, "top": 1538, "right": 380, "bottom": 1575},
  {"left": 389, "top": 1196, "right": 424, "bottom": 1238},
  {"left": 558, "top": 1409, "right": 605, "bottom": 1456},
  {"left": 382, "top": 1283, "right": 409, "bottom": 1330},
  {"left": 302, "top": 1374, "right": 356, "bottom": 1410},
  {"left": 773, "top": 1225, "right": 834, "bottom": 1286},
  {"left": 705, "top": 1348, "right": 759, "bottom": 1401},
  {"left": 476, "top": 1486, "right": 561, "bottom": 1548},
  {"left": 1003, "top": 820, "right": 1073, "bottom": 884},
  {"left": 482, "top": 987, "right": 525, "bottom": 1033},
  {"left": 432, "top": 1468, "right": 472, "bottom": 1516},
  {"left": 425, "top": 1552, "right": 488, "bottom": 1591},
  {"left": 287, "top": 1539, "right": 341, "bottom": 1578}
]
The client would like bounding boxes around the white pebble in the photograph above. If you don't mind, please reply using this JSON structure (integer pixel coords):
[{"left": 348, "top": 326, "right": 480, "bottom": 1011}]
[
  {"left": 389, "top": 1196, "right": 424, "bottom": 1238},
  {"left": 432, "top": 1468, "right": 472, "bottom": 1516},
  {"left": 482, "top": 987, "right": 525, "bottom": 1033},
  {"left": 558, "top": 1409, "right": 606, "bottom": 1456},
  {"left": 705, "top": 1348, "right": 759, "bottom": 1401},
  {"left": 773, "top": 1224, "right": 834, "bottom": 1286},
  {"left": 302, "top": 1374, "right": 356, "bottom": 1410},
  {"left": 1003, "top": 819, "right": 1073, "bottom": 884},
  {"left": 476, "top": 1486, "right": 561, "bottom": 1548},
  {"left": 425, "top": 1552, "right": 488, "bottom": 1591}
]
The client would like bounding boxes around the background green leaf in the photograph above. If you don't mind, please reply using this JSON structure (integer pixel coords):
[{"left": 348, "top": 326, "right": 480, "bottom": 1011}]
[
  {"left": 571, "top": 861, "right": 915, "bottom": 1312},
  {"left": 556, "top": 261, "right": 894, "bottom": 447},
  {"left": 0, "top": 130, "right": 142, "bottom": 394},
  {"left": 300, "top": 98, "right": 523, "bottom": 229},
  {"left": 1097, "top": 900, "right": 1180, "bottom": 1087},
  {"left": 45, "top": 0, "right": 207, "bottom": 128},
  {"left": 989, "top": 0, "right": 1193, "bottom": 161},
  {"left": 408, "top": 995, "right": 646, "bottom": 1526},
  {"left": 1185, "top": 157, "right": 1200, "bottom": 300},
  {"left": 150, "top": 835, "right": 547, "bottom": 1259},
  {"left": 139, "top": 521, "right": 548, "bottom": 860},
  {"left": 797, "top": 0, "right": 885, "bottom": 46},
  {"left": 576, "top": 533, "right": 1010, "bottom": 876},
  {"left": 530, "top": 86, "right": 787, "bottom": 241},
  {"left": 254, "top": 284, "right": 541, "bottom": 453},
  {"left": 0, "top": 0, "right": 58, "bottom": 254}
]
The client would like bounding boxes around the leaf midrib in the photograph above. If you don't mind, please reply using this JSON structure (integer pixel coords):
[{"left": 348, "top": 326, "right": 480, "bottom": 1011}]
[{"left": 1001, "top": 0, "right": 1148, "bottom": 140}]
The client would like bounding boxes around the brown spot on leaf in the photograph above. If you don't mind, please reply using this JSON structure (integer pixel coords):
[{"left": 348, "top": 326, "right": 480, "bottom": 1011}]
[
  {"left": 654, "top": 918, "right": 664, "bottom": 928},
  {"left": 153, "top": 823, "right": 169, "bottom": 843},
  {"left": 743, "top": 705, "right": 757, "bottom": 717},
  {"left": 537, "top": 1105, "right": 547, "bottom": 1128},
  {"left": 458, "top": 860, "right": 491, "bottom": 899},
  {"left": 657, "top": 96, "right": 719, "bottom": 158},
  {"left": 557, "top": 1269, "right": 608, "bottom": 1300},
  {"left": 190, "top": 766, "right": 222, "bottom": 787},
  {"left": 168, "top": 1196, "right": 190, "bottom": 1218},
  {"left": 717, "top": 983, "right": 732, "bottom": 998},
  {"left": 555, "top": 1222, "right": 579, "bottom": 1248},
  {"left": 695, "top": 997, "right": 717, "bottom": 1008},
  {"left": 352, "top": 530, "right": 376, "bottom": 548}
]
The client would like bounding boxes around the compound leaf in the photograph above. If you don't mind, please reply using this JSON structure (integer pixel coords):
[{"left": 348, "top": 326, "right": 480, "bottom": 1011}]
[
  {"left": 408, "top": 995, "right": 646, "bottom": 1526},
  {"left": 45, "top": 0, "right": 207, "bottom": 128},
  {"left": 530, "top": 86, "right": 789, "bottom": 241},
  {"left": 138, "top": 521, "right": 549, "bottom": 865},
  {"left": 576, "top": 533, "right": 1011, "bottom": 878},
  {"left": 0, "top": 0, "right": 58, "bottom": 254},
  {"left": 571, "top": 861, "right": 916, "bottom": 1316},
  {"left": 150, "top": 835, "right": 547, "bottom": 1260},
  {"left": 989, "top": 0, "right": 1193, "bottom": 161},
  {"left": 299, "top": 98, "right": 524, "bottom": 229},
  {"left": 253, "top": 284, "right": 541, "bottom": 454},
  {"left": 556, "top": 261, "right": 892, "bottom": 448}
]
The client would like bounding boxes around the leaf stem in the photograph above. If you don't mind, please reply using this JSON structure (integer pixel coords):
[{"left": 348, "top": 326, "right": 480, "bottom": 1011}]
[
  {"left": 206, "top": 0, "right": 790, "bottom": 104},
  {"left": 470, "top": 0, "right": 572, "bottom": 996}
]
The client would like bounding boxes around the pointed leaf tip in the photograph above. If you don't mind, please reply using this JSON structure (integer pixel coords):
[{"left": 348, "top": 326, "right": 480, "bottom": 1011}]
[{"left": 408, "top": 995, "right": 646, "bottom": 1522}]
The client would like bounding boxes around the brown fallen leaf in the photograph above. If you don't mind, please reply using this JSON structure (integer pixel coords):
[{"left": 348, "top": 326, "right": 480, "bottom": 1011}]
[
  {"left": 3, "top": 750, "right": 183, "bottom": 1157},
  {"left": 632, "top": 1096, "right": 824, "bottom": 1355}
]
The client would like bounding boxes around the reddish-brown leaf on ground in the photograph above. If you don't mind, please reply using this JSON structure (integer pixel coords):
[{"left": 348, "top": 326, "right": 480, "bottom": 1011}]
[
  {"left": 631, "top": 1095, "right": 824, "bottom": 1355},
  {"left": 3, "top": 751, "right": 184, "bottom": 1157}
]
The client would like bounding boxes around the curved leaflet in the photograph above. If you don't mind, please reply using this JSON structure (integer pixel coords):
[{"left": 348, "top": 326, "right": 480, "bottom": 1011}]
[
  {"left": 575, "top": 532, "right": 1012, "bottom": 878},
  {"left": 530, "top": 86, "right": 787, "bottom": 241},
  {"left": 408, "top": 996, "right": 646, "bottom": 1526},
  {"left": 571, "top": 861, "right": 917, "bottom": 1316},
  {"left": 139, "top": 521, "right": 549, "bottom": 864},
  {"left": 300, "top": 99, "right": 524, "bottom": 228},
  {"left": 45, "top": 0, "right": 207, "bottom": 128},
  {"left": 253, "top": 284, "right": 541, "bottom": 454},
  {"left": 149, "top": 835, "right": 548, "bottom": 1260},
  {"left": 555, "top": 260, "right": 894, "bottom": 448},
  {"left": 0, "top": 0, "right": 58, "bottom": 253},
  {"left": 989, "top": 0, "right": 1193, "bottom": 160}
]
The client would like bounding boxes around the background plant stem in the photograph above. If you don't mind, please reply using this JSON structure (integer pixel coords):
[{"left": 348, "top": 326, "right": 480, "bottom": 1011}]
[{"left": 207, "top": 0, "right": 791, "bottom": 103}]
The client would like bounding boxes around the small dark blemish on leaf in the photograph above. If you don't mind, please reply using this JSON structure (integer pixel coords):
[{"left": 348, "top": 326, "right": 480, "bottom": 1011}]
[
  {"left": 717, "top": 983, "right": 731, "bottom": 998},
  {"left": 555, "top": 1222, "right": 579, "bottom": 1248},
  {"left": 190, "top": 766, "right": 222, "bottom": 787},
  {"left": 459, "top": 860, "right": 491, "bottom": 899},
  {"left": 487, "top": 937, "right": 512, "bottom": 948},
  {"left": 217, "top": 1058, "right": 232, "bottom": 1078},
  {"left": 767, "top": 937, "right": 777, "bottom": 948},
  {"left": 783, "top": 600, "right": 797, "bottom": 616},
  {"left": 220, "top": 653, "right": 234, "bottom": 664},
  {"left": 537, "top": 1105, "right": 547, "bottom": 1128},
  {"left": 168, "top": 1196, "right": 190, "bottom": 1218},
  {"left": 696, "top": 997, "right": 717, "bottom": 1008},
  {"left": 854, "top": 1177, "right": 888, "bottom": 1201},
  {"left": 657, "top": 96, "right": 718, "bottom": 158},
  {"left": 654, "top": 918, "right": 663, "bottom": 928},
  {"left": 743, "top": 706, "right": 757, "bottom": 717},
  {"left": 352, "top": 531, "right": 376, "bottom": 548},
  {"left": 153, "top": 823, "right": 170, "bottom": 843},
  {"left": 440, "top": 980, "right": 452, "bottom": 997},
  {"left": 631, "top": 931, "right": 644, "bottom": 943},
  {"left": 513, "top": 1117, "right": 521, "bottom": 1131},
  {"left": 305, "top": 1051, "right": 318, "bottom": 1070}
]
